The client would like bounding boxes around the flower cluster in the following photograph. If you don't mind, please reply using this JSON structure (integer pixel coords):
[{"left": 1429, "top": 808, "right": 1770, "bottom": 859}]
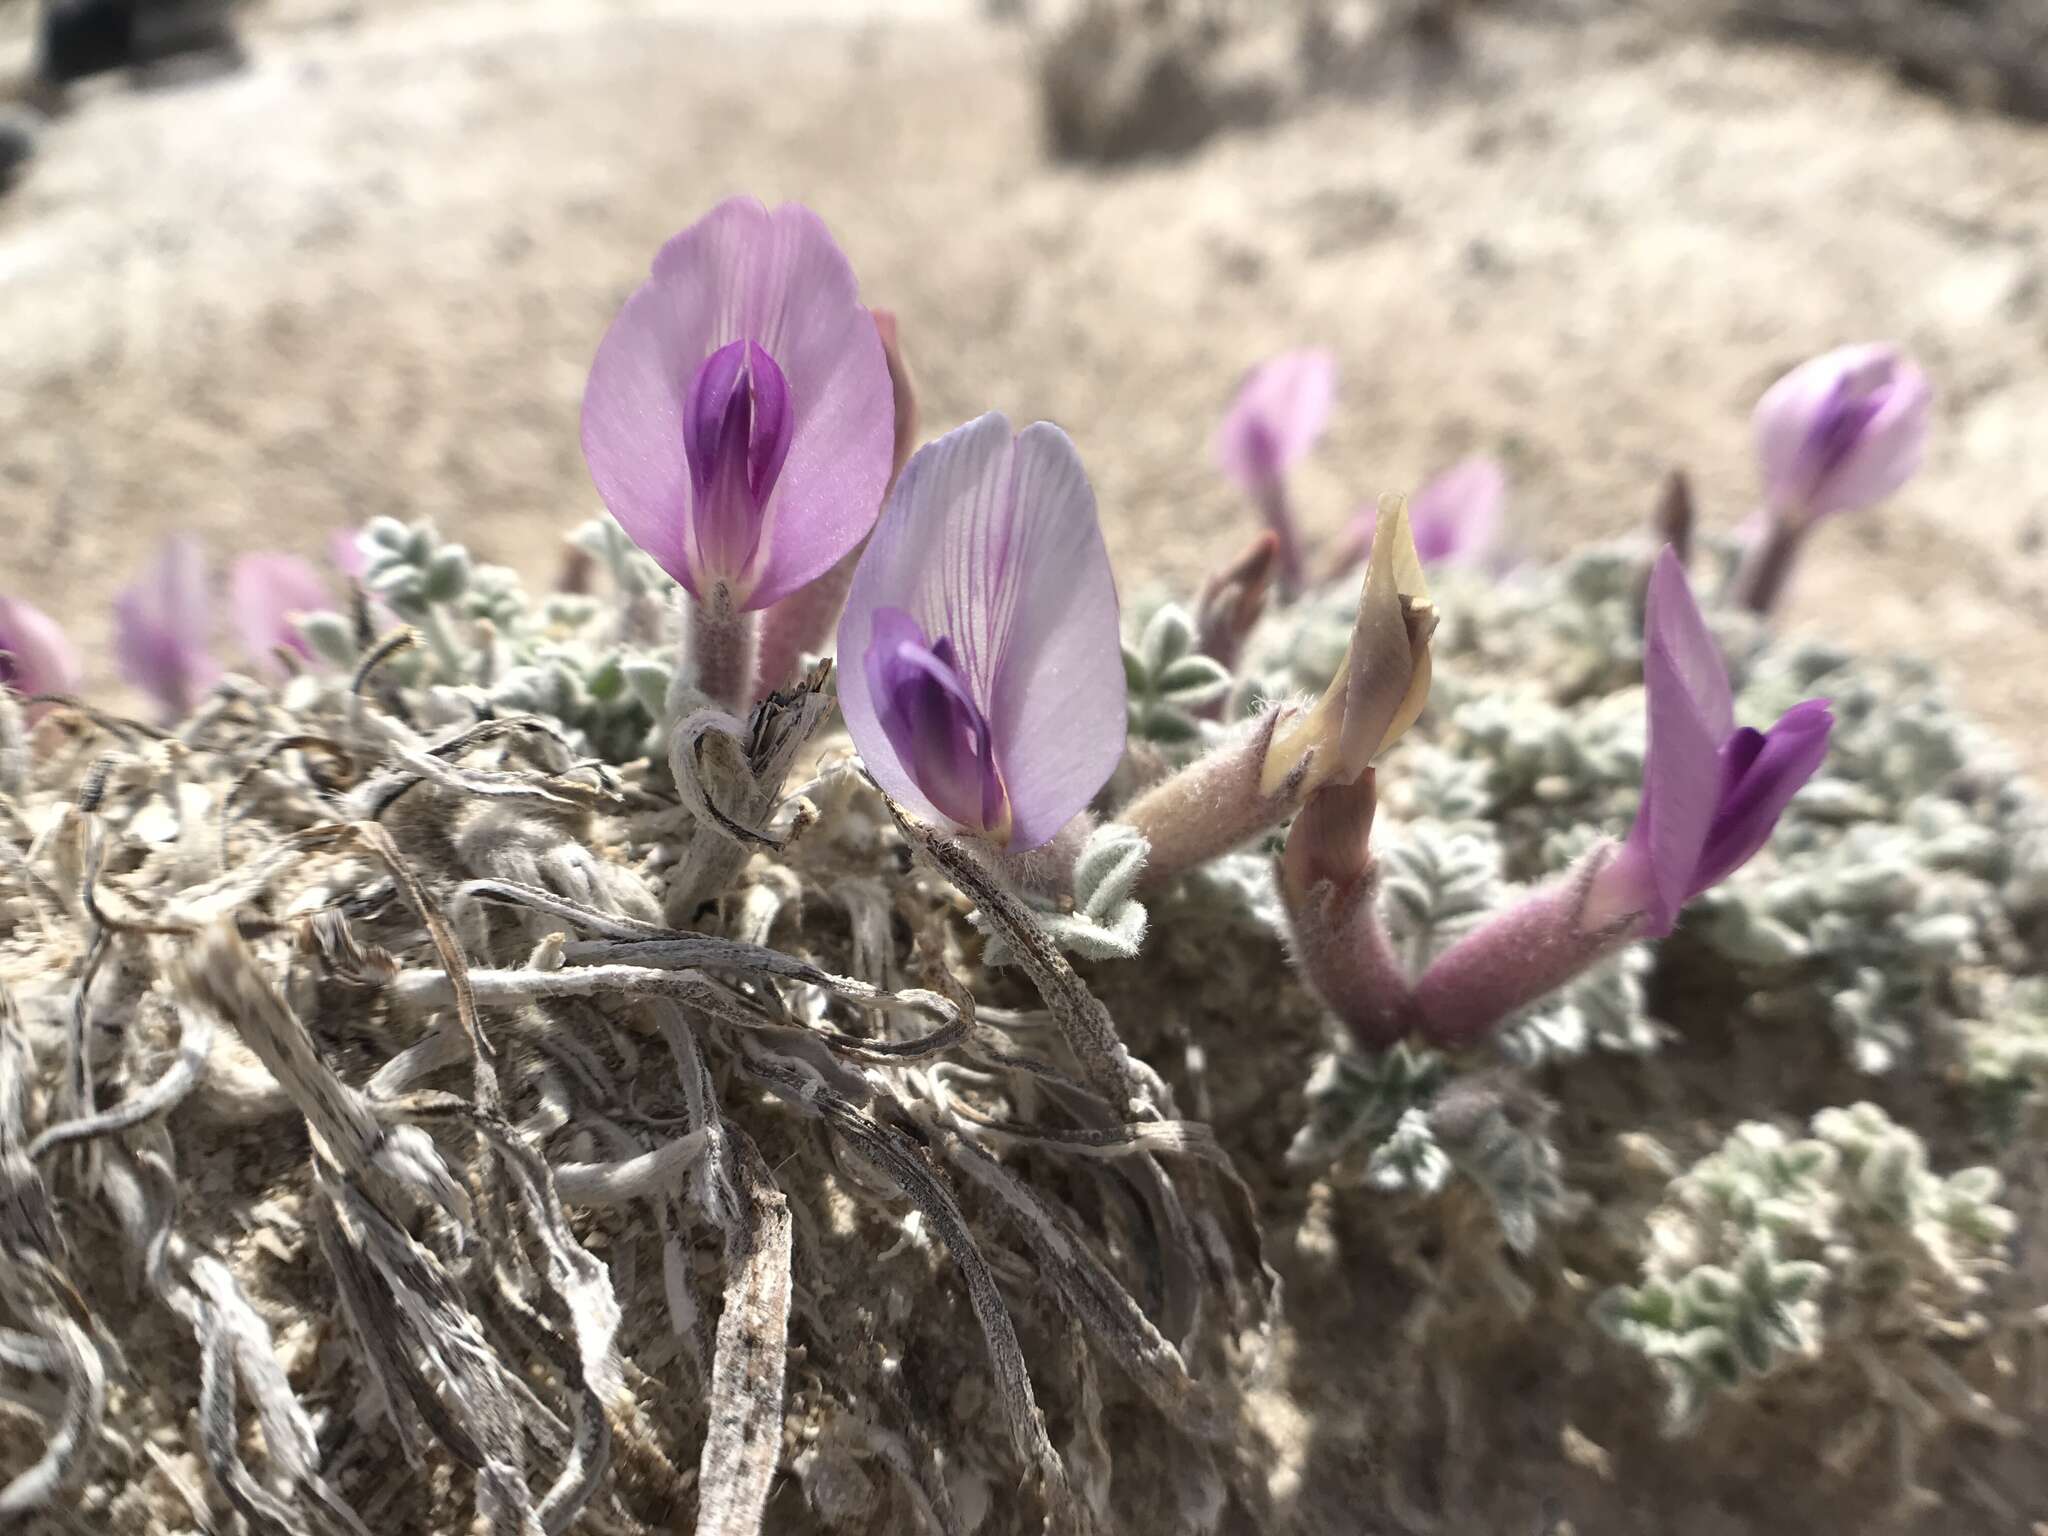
[
  {"left": 5, "top": 199, "right": 1906, "bottom": 1062},
  {"left": 3, "top": 538, "right": 330, "bottom": 725}
]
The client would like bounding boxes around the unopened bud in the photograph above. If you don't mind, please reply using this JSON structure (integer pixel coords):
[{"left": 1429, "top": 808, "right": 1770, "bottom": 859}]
[
  {"left": 1281, "top": 770, "right": 1377, "bottom": 909},
  {"left": 1264, "top": 493, "right": 1435, "bottom": 796},
  {"left": 1195, "top": 530, "right": 1279, "bottom": 674}
]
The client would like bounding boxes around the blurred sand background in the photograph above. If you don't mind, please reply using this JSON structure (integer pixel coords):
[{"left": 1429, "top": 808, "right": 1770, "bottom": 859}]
[{"left": 1, "top": 0, "right": 2044, "bottom": 760}]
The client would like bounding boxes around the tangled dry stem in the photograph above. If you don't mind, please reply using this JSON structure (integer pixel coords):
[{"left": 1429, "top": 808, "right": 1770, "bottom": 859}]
[{"left": 0, "top": 660, "right": 1271, "bottom": 1535}]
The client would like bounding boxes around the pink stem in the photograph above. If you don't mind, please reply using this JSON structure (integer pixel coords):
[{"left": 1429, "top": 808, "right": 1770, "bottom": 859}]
[
  {"left": 1409, "top": 855, "right": 1639, "bottom": 1048},
  {"left": 1283, "top": 864, "right": 1416, "bottom": 1051},
  {"left": 1255, "top": 480, "right": 1306, "bottom": 601},
  {"left": 1728, "top": 513, "right": 1806, "bottom": 617},
  {"left": 1123, "top": 707, "right": 1307, "bottom": 889}
]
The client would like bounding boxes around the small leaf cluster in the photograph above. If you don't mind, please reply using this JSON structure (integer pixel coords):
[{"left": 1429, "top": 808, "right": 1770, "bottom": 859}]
[
  {"left": 1286, "top": 1041, "right": 1447, "bottom": 1172},
  {"left": 1121, "top": 604, "right": 1233, "bottom": 746},
  {"left": 298, "top": 518, "right": 675, "bottom": 762},
  {"left": 357, "top": 516, "right": 476, "bottom": 622},
  {"left": 1599, "top": 1107, "right": 2013, "bottom": 1431},
  {"left": 1377, "top": 817, "right": 1501, "bottom": 969},
  {"left": 980, "top": 822, "right": 1151, "bottom": 965},
  {"left": 1961, "top": 978, "right": 2048, "bottom": 1141}
]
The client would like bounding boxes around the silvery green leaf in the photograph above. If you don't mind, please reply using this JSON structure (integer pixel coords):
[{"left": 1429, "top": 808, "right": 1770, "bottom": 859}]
[
  {"left": 1944, "top": 1165, "right": 2000, "bottom": 1205},
  {"left": 1155, "top": 655, "right": 1232, "bottom": 706},
  {"left": 1140, "top": 604, "right": 1195, "bottom": 674},
  {"left": 366, "top": 515, "right": 410, "bottom": 551},
  {"left": 1770, "top": 1259, "right": 1826, "bottom": 1305},
  {"left": 586, "top": 654, "right": 625, "bottom": 704},
  {"left": 1680, "top": 1265, "right": 1739, "bottom": 1320},
  {"left": 1670, "top": 1326, "right": 1742, "bottom": 1389},
  {"left": 1498, "top": 1001, "right": 1589, "bottom": 1067},
  {"left": 423, "top": 546, "right": 473, "bottom": 605},
  {"left": 1191, "top": 852, "right": 1286, "bottom": 934},
  {"left": 463, "top": 565, "right": 526, "bottom": 626},
  {"left": 978, "top": 824, "right": 1149, "bottom": 966},
  {"left": 1074, "top": 823, "right": 1148, "bottom": 918},
  {"left": 1121, "top": 644, "right": 1149, "bottom": 693},
  {"left": 1133, "top": 707, "right": 1202, "bottom": 745},
  {"left": 1688, "top": 898, "right": 1810, "bottom": 966},
  {"left": 1046, "top": 904, "right": 1147, "bottom": 963},
  {"left": 1286, "top": 1044, "right": 1447, "bottom": 1172},
  {"left": 1379, "top": 819, "right": 1502, "bottom": 961},
  {"left": 1430, "top": 1086, "right": 1575, "bottom": 1255},
  {"left": 297, "top": 611, "right": 358, "bottom": 668},
  {"left": 1365, "top": 1108, "right": 1451, "bottom": 1194},
  {"left": 1903, "top": 911, "right": 1977, "bottom": 962},
  {"left": 1789, "top": 779, "right": 1888, "bottom": 824},
  {"left": 371, "top": 566, "right": 428, "bottom": 616},
  {"left": 624, "top": 658, "right": 673, "bottom": 717}
]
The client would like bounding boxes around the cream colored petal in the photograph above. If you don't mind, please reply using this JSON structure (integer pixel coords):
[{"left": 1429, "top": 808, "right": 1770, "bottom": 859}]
[{"left": 1261, "top": 494, "right": 1435, "bottom": 796}]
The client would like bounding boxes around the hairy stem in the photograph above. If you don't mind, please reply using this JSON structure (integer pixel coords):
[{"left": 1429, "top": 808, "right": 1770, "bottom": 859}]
[
  {"left": 1123, "top": 706, "right": 1308, "bottom": 890},
  {"left": 1729, "top": 513, "right": 1807, "bottom": 617},
  {"left": 687, "top": 586, "right": 759, "bottom": 710},
  {"left": 1256, "top": 480, "right": 1305, "bottom": 601},
  {"left": 752, "top": 554, "right": 852, "bottom": 700},
  {"left": 1282, "top": 864, "right": 1416, "bottom": 1052},
  {"left": 1409, "top": 854, "right": 1637, "bottom": 1048}
]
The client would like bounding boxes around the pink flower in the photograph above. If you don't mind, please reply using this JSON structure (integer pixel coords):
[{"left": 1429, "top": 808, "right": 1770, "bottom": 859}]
[
  {"left": 1332, "top": 456, "right": 1506, "bottom": 577},
  {"left": 0, "top": 595, "right": 81, "bottom": 711},
  {"left": 1754, "top": 344, "right": 1931, "bottom": 522},
  {"left": 838, "top": 413, "right": 1125, "bottom": 851},
  {"left": 231, "top": 554, "right": 329, "bottom": 676},
  {"left": 1215, "top": 348, "right": 1335, "bottom": 494},
  {"left": 1409, "top": 549, "right": 1831, "bottom": 1045},
  {"left": 1592, "top": 549, "right": 1833, "bottom": 936},
  {"left": 1214, "top": 348, "right": 1336, "bottom": 596},
  {"left": 580, "top": 198, "right": 895, "bottom": 611},
  {"left": 115, "top": 536, "right": 221, "bottom": 721}
]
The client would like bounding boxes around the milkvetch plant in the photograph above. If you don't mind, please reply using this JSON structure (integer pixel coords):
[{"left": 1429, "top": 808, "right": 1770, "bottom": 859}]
[
  {"left": 1326, "top": 455, "right": 1506, "bottom": 580},
  {"left": 5, "top": 185, "right": 2026, "bottom": 1536},
  {"left": 1405, "top": 549, "right": 1832, "bottom": 1046},
  {"left": 230, "top": 553, "right": 330, "bottom": 678}
]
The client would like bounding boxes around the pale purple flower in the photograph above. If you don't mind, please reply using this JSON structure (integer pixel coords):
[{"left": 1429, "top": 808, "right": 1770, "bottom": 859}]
[
  {"left": 115, "top": 536, "right": 220, "bottom": 721},
  {"left": 1216, "top": 349, "right": 1335, "bottom": 493},
  {"left": 837, "top": 413, "right": 1125, "bottom": 851},
  {"left": 0, "top": 595, "right": 81, "bottom": 709},
  {"left": 1754, "top": 344, "right": 1931, "bottom": 522},
  {"left": 1593, "top": 548, "right": 1833, "bottom": 936},
  {"left": 1409, "top": 550, "right": 1830, "bottom": 1045},
  {"left": 1214, "top": 348, "right": 1335, "bottom": 596},
  {"left": 231, "top": 554, "right": 328, "bottom": 675},
  {"left": 580, "top": 197, "right": 894, "bottom": 611},
  {"left": 1332, "top": 456, "right": 1506, "bottom": 576}
]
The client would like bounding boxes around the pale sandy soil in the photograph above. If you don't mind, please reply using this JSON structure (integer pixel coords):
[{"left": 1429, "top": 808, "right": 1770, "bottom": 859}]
[{"left": 1, "top": 0, "right": 2045, "bottom": 764}]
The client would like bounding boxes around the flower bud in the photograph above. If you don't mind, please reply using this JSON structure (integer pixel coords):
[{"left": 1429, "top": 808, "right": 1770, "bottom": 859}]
[{"left": 1753, "top": 344, "right": 1930, "bottom": 523}]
